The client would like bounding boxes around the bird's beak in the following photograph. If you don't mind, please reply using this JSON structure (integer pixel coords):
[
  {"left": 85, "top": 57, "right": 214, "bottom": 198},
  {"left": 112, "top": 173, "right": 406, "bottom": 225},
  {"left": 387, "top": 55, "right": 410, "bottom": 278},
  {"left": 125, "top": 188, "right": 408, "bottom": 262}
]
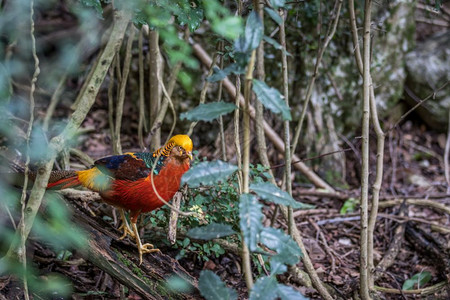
[{"left": 187, "top": 152, "right": 193, "bottom": 160}]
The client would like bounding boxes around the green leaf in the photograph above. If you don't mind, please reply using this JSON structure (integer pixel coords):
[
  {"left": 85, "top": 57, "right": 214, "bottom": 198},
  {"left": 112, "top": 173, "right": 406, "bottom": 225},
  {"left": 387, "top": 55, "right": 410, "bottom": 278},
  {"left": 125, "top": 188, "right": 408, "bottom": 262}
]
[
  {"left": 264, "top": 7, "right": 282, "bottom": 25},
  {"left": 0, "top": 63, "right": 12, "bottom": 104},
  {"left": 182, "top": 160, "right": 238, "bottom": 187},
  {"left": 250, "top": 182, "right": 311, "bottom": 209},
  {"left": 402, "top": 271, "right": 432, "bottom": 290},
  {"left": 340, "top": 198, "right": 358, "bottom": 215},
  {"left": 276, "top": 284, "right": 308, "bottom": 300},
  {"left": 269, "top": 0, "right": 286, "bottom": 9},
  {"left": 79, "top": 0, "right": 103, "bottom": 18},
  {"left": 244, "top": 11, "right": 263, "bottom": 51},
  {"left": 187, "top": 223, "right": 236, "bottom": 240},
  {"left": 175, "top": 5, "right": 204, "bottom": 31},
  {"left": 213, "top": 16, "right": 243, "bottom": 40},
  {"left": 239, "top": 193, "right": 263, "bottom": 251},
  {"left": 249, "top": 276, "right": 278, "bottom": 300},
  {"left": 260, "top": 227, "right": 302, "bottom": 274},
  {"left": 199, "top": 270, "right": 237, "bottom": 300},
  {"left": 252, "top": 79, "right": 291, "bottom": 121},
  {"left": 263, "top": 36, "right": 291, "bottom": 56},
  {"left": 165, "top": 275, "right": 194, "bottom": 293},
  {"left": 180, "top": 102, "right": 237, "bottom": 122},
  {"left": 207, "top": 64, "right": 245, "bottom": 82},
  {"left": 207, "top": 66, "right": 230, "bottom": 82}
]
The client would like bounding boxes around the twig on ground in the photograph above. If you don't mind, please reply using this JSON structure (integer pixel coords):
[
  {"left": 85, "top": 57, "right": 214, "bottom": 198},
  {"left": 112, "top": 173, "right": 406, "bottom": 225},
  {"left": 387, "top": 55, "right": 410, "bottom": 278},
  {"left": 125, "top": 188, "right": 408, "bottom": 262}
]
[
  {"left": 374, "top": 206, "right": 407, "bottom": 281},
  {"left": 308, "top": 218, "right": 337, "bottom": 273},
  {"left": 374, "top": 281, "right": 448, "bottom": 296}
]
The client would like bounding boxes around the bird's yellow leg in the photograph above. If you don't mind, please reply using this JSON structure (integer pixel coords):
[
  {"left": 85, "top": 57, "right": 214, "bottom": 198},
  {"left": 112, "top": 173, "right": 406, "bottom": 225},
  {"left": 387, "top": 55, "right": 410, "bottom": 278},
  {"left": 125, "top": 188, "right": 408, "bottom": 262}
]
[
  {"left": 131, "top": 222, "right": 160, "bottom": 264},
  {"left": 118, "top": 209, "right": 135, "bottom": 240}
]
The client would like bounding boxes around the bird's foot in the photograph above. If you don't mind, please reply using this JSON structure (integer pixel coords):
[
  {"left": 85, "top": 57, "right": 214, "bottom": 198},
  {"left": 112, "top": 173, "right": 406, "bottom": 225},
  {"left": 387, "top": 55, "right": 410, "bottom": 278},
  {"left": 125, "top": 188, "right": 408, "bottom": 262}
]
[
  {"left": 118, "top": 222, "right": 136, "bottom": 240},
  {"left": 138, "top": 244, "right": 161, "bottom": 264}
]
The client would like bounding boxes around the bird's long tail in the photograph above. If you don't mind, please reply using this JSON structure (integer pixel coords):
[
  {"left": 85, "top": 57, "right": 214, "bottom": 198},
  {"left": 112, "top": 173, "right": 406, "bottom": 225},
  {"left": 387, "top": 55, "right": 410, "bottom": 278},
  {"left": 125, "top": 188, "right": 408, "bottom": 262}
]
[
  {"left": 46, "top": 170, "right": 81, "bottom": 190},
  {"left": 9, "top": 161, "right": 81, "bottom": 190}
]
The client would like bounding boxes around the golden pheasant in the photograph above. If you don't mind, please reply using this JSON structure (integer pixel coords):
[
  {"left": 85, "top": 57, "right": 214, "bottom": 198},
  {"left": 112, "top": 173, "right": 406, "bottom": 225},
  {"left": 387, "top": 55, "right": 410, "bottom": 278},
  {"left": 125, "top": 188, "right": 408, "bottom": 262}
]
[{"left": 45, "top": 134, "right": 193, "bottom": 263}]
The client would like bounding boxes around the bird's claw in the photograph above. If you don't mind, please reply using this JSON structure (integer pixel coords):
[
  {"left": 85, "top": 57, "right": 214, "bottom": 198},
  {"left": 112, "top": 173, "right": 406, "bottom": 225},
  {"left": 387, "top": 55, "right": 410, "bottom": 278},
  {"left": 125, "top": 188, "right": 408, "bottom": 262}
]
[
  {"left": 118, "top": 222, "right": 136, "bottom": 240},
  {"left": 138, "top": 244, "right": 161, "bottom": 264}
]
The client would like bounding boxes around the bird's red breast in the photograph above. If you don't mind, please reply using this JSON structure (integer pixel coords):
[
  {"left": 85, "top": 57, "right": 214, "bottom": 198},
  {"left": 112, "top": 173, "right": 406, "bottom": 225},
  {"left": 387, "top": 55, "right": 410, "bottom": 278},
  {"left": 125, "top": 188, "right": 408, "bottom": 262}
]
[
  {"left": 46, "top": 135, "right": 193, "bottom": 222},
  {"left": 99, "top": 155, "right": 190, "bottom": 214}
]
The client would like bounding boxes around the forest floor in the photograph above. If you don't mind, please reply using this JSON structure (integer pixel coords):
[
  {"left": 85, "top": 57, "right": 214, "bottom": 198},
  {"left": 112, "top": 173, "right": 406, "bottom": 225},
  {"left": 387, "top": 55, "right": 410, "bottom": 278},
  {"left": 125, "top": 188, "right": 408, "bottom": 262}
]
[{"left": 1, "top": 115, "right": 450, "bottom": 300}]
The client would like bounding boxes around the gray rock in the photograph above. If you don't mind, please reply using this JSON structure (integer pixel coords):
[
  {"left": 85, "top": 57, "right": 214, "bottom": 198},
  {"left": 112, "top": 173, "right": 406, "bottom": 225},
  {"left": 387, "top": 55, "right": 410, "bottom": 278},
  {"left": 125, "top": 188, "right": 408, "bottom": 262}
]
[{"left": 405, "top": 30, "right": 450, "bottom": 130}]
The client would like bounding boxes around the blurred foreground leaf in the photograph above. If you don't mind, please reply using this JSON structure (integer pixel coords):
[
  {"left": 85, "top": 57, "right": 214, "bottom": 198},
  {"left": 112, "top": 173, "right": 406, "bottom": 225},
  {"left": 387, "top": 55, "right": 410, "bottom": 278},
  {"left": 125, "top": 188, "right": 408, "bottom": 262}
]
[
  {"left": 249, "top": 276, "right": 278, "bottom": 300},
  {"left": 165, "top": 275, "right": 194, "bottom": 293},
  {"left": 276, "top": 284, "right": 308, "bottom": 300},
  {"left": 250, "top": 276, "right": 307, "bottom": 300},
  {"left": 199, "top": 270, "right": 237, "bottom": 300}
]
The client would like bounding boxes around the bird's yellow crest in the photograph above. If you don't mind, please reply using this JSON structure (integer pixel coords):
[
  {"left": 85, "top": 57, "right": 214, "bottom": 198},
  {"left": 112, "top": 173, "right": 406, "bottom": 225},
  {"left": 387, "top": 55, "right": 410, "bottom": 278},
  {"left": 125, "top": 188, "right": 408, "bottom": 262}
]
[
  {"left": 153, "top": 135, "right": 193, "bottom": 159},
  {"left": 168, "top": 134, "right": 193, "bottom": 153}
]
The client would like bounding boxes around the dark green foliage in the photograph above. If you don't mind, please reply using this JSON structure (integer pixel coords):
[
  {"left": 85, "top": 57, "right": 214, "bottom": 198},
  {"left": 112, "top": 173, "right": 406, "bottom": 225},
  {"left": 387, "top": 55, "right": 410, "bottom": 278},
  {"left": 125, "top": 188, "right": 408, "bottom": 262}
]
[
  {"left": 252, "top": 79, "right": 292, "bottom": 121},
  {"left": 276, "top": 284, "right": 308, "bottom": 300},
  {"left": 239, "top": 193, "right": 263, "bottom": 252},
  {"left": 198, "top": 270, "right": 237, "bottom": 300},
  {"left": 181, "top": 160, "right": 238, "bottom": 188},
  {"left": 269, "top": 0, "right": 286, "bottom": 9},
  {"left": 260, "top": 227, "right": 302, "bottom": 275},
  {"left": 180, "top": 102, "right": 237, "bottom": 122},
  {"left": 264, "top": 7, "right": 282, "bottom": 25},
  {"left": 185, "top": 159, "right": 307, "bottom": 297},
  {"left": 172, "top": 0, "right": 204, "bottom": 31},
  {"left": 250, "top": 276, "right": 307, "bottom": 300},
  {"left": 249, "top": 276, "right": 278, "bottom": 300},
  {"left": 206, "top": 9, "right": 264, "bottom": 83},
  {"left": 187, "top": 223, "right": 236, "bottom": 240},
  {"left": 243, "top": 11, "right": 263, "bottom": 52},
  {"left": 402, "top": 271, "right": 432, "bottom": 290},
  {"left": 263, "top": 36, "right": 291, "bottom": 56},
  {"left": 250, "top": 182, "right": 312, "bottom": 209}
]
